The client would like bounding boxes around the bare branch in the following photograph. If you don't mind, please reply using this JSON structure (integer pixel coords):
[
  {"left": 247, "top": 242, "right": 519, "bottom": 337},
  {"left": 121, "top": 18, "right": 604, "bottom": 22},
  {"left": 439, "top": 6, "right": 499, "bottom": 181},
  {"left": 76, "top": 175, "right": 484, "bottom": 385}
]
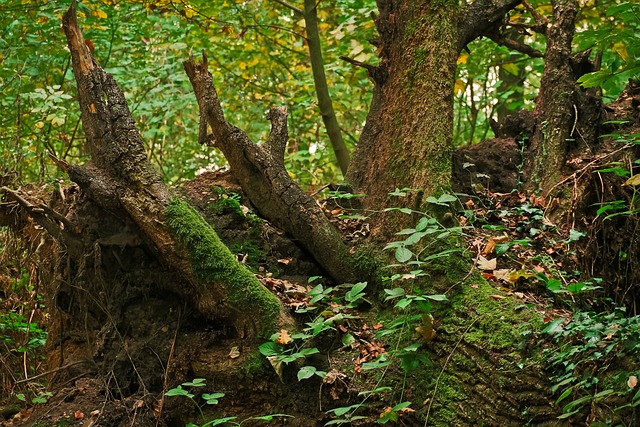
[{"left": 271, "top": 0, "right": 303, "bottom": 15}]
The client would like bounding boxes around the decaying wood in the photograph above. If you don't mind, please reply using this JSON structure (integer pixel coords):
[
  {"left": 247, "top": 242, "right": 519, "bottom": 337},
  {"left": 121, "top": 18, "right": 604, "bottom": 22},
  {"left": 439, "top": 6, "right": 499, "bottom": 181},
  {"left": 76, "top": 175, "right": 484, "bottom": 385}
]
[
  {"left": 183, "top": 52, "right": 363, "bottom": 285},
  {"left": 56, "top": 2, "right": 284, "bottom": 338}
]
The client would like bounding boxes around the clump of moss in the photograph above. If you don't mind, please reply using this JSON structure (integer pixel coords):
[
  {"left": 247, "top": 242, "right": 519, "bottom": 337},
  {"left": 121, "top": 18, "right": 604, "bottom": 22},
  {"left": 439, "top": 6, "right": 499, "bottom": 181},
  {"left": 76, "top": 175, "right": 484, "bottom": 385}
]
[{"left": 165, "top": 198, "right": 281, "bottom": 337}]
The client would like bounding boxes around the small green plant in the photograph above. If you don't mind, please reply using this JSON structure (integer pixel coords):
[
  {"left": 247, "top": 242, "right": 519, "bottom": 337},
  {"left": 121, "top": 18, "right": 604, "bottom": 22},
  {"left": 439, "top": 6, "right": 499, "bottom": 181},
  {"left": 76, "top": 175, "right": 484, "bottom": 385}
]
[
  {"left": 16, "top": 391, "right": 53, "bottom": 405},
  {"left": 0, "top": 312, "right": 48, "bottom": 352},
  {"left": 259, "top": 279, "right": 369, "bottom": 381},
  {"left": 165, "top": 379, "right": 291, "bottom": 426},
  {"left": 543, "top": 307, "right": 640, "bottom": 422}
]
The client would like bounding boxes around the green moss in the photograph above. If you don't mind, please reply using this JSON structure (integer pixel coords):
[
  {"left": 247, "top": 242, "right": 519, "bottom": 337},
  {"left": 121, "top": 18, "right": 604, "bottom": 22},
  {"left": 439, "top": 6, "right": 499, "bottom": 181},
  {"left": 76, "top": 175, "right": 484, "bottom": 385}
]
[
  {"left": 238, "top": 349, "right": 268, "bottom": 378},
  {"left": 442, "top": 277, "right": 542, "bottom": 352},
  {"left": 165, "top": 198, "right": 281, "bottom": 337}
]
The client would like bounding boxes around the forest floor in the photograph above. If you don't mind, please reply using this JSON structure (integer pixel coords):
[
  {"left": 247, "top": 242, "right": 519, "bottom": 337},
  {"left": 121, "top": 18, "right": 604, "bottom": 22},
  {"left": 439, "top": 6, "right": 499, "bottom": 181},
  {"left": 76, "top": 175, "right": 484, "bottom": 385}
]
[
  {"left": 3, "top": 81, "right": 640, "bottom": 424},
  {"left": 0, "top": 174, "right": 604, "bottom": 426}
]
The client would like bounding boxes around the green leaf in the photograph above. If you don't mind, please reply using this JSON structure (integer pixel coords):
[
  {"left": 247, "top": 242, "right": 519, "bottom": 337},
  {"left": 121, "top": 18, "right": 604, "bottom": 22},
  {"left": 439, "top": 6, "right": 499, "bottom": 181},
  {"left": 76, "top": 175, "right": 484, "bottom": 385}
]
[
  {"left": 342, "top": 333, "right": 355, "bottom": 346},
  {"left": 250, "top": 414, "right": 293, "bottom": 421},
  {"left": 201, "top": 417, "right": 237, "bottom": 426},
  {"left": 259, "top": 342, "right": 283, "bottom": 357},
  {"left": 182, "top": 378, "right": 206, "bottom": 387},
  {"left": 426, "top": 294, "right": 447, "bottom": 301},
  {"left": 556, "top": 387, "right": 573, "bottom": 404},
  {"left": 298, "top": 366, "right": 317, "bottom": 381},
  {"left": 543, "top": 319, "right": 564, "bottom": 335},
  {"left": 384, "top": 288, "right": 405, "bottom": 300},
  {"left": 395, "top": 247, "right": 413, "bottom": 263},
  {"left": 202, "top": 392, "right": 225, "bottom": 405},
  {"left": 358, "top": 387, "right": 393, "bottom": 396}
]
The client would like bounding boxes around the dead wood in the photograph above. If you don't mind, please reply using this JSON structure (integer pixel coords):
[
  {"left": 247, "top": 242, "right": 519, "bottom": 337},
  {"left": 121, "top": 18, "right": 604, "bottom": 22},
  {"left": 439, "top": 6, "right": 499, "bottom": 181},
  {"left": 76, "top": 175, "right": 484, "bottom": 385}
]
[{"left": 183, "top": 52, "right": 363, "bottom": 285}]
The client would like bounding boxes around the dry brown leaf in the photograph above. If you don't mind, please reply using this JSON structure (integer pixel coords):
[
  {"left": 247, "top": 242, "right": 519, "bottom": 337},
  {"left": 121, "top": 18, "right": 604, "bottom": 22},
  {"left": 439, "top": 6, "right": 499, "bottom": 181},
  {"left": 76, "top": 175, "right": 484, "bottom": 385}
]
[
  {"left": 275, "top": 329, "right": 292, "bottom": 345},
  {"left": 228, "top": 346, "right": 240, "bottom": 359},
  {"left": 482, "top": 239, "right": 496, "bottom": 255},
  {"left": 75, "top": 411, "right": 84, "bottom": 420},
  {"left": 493, "top": 234, "right": 510, "bottom": 244},
  {"left": 490, "top": 294, "right": 506, "bottom": 300},
  {"left": 477, "top": 255, "right": 497, "bottom": 271},
  {"left": 493, "top": 269, "right": 512, "bottom": 282}
]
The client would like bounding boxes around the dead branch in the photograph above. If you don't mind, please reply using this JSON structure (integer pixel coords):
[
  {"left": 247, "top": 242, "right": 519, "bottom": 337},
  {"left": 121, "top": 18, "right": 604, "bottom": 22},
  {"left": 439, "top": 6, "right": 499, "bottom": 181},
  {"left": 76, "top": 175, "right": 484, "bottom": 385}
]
[{"left": 184, "top": 52, "right": 363, "bottom": 284}]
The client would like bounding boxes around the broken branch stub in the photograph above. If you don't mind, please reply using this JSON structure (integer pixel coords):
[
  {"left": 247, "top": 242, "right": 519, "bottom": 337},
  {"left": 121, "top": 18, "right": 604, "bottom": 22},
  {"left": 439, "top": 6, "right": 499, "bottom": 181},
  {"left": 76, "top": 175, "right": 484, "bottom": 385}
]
[{"left": 59, "top": 3, "right": 285, "bottom": 338}]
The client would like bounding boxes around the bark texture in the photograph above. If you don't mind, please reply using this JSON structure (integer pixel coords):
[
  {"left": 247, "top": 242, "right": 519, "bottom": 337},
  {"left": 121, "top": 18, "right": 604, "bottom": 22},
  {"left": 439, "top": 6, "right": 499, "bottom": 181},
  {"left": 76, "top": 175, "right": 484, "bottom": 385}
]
[
  {"left": 525, "top": 0, "right": 579, "bottom": 194},
  {"left": 346, "top": 0, "right": 525, "bottom": 239}
]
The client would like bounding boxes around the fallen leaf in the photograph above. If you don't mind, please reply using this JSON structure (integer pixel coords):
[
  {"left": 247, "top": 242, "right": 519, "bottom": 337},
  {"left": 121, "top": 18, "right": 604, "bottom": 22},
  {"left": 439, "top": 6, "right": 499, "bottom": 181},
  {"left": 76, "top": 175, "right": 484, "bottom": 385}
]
[
  {"left": 493, "top": 234, "right": 510, "bottom": 243},
  {"left": 624, "top": 174, "right": 640, "bottom": 187},
  {"left": 75, "top": 411, "right": 84, "bottom": 420},
  {"left": 471, "top": 284, "right": 479, "bottom": 289},
  {"left": 493, "top": 269, "right": 512, "bottom": 282},
  {"left": 482, "top": 239, "right": 496, "bottom": 255},
  {"left": 275, "top": 329, "right": 292, "bottom": 345},
  {"left": 267, "top": 356, "right": 284, "bottom": 382},
  {"left": 477, "top": 255, "right": 497, "bottom": 271},
  {"left": 490, "top": 294, "right": 506, "bottom": 300},
  {"left": 228, "top": 346, "right": 240, "bottom": 359}
]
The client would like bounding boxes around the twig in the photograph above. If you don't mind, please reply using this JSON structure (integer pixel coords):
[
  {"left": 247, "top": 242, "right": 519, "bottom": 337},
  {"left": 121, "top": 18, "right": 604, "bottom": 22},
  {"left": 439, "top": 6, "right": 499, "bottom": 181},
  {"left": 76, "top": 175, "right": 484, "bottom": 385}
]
[
  {"left": 544, "top": 143, "right": 632, "bottom": 199},
  {"left": 444, "top": 249, "right": 480, "bottom": 295},
  {"left": 272, "top": 0, "right": 303, "bottom": 14},
  {"left": 15, "top": 360, "right": 88, "bottom": 384},
  {"left": 155, "top": 305, "right": 183, "bottom": 425}
]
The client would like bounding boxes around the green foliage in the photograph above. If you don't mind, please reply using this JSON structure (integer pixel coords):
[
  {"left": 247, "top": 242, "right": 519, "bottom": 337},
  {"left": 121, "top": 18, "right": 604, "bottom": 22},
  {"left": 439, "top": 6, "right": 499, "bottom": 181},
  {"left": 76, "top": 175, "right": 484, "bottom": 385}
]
[
  {"left": 543, "top": 307, "right": 640, "bottom": 422},
  {"left": 166, "top": 378, "right": 292, "bottom": 426},
  {"left": 0, "top": 312, "right": 47, "bottom": 352},
  {"left": 575, "top": 2, "right": 640, "bottom": 99},
  {"left": 0, "top": 0, "right": 375, "bottom": 186}
]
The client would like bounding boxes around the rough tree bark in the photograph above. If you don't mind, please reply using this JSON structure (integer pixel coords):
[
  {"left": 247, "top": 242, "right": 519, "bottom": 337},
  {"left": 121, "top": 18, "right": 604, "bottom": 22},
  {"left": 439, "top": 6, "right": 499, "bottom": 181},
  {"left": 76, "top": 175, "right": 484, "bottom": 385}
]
[
  {"left": 345, "top": 0, "right": 522, "bottom": 239},
  {"left": 525, "top": 0, "right": 580, "bottom": 194}
]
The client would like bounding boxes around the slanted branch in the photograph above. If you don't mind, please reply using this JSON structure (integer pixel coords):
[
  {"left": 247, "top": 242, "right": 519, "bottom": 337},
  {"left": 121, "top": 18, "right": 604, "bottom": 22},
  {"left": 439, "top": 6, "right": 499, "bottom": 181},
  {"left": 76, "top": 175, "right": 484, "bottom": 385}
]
[{"left": 184, "top": 52, "right": 363, "bottom": 285}]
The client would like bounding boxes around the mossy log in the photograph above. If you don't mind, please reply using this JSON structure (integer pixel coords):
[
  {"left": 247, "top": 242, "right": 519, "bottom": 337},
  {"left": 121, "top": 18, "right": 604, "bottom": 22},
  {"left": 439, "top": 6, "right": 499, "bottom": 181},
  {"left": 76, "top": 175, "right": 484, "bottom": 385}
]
[{"left": 53, "top": 2, "right": 285, "bottom": 339}]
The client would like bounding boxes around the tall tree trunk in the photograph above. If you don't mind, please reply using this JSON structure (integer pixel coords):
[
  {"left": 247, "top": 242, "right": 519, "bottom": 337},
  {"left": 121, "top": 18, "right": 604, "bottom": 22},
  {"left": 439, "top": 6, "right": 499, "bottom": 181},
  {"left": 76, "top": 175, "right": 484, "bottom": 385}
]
[
  {"left": 346, "top": 1, "right": 460, "bottom": 238},
  {"left": 346, "top": 0, "right": 522, "bottom": 239},
  {"left": 524, "top": 0, "right": 579, "bottom": 194}
]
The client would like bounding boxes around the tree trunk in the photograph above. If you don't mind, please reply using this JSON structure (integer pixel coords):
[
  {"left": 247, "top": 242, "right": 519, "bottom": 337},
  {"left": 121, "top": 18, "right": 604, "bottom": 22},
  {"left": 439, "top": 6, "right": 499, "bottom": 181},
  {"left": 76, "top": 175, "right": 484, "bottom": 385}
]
[
  {"left": 524, "top": 0, "right": 579, "bottom": 194},
  {"left": 346, "top": 1, "right": 460, "bottom": 239}
]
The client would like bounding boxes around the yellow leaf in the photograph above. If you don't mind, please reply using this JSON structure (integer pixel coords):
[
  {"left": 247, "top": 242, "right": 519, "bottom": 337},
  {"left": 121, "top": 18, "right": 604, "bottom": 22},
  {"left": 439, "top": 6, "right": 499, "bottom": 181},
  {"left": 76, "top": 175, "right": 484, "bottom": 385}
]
[
  {"left": 613, "top": 42, "right": 628, "bottom": 61},
  {"left": 90, "top": 9, "right": 108, "bottom": 19},
  {"left": 454, "top": 79, "right": 465, "bottom": 95},
  {"left": 623, "top": 174, "right": 640, "bottom": 187},
  {"left": 456, "top": 52, "right": 468, "bottom": 65}
]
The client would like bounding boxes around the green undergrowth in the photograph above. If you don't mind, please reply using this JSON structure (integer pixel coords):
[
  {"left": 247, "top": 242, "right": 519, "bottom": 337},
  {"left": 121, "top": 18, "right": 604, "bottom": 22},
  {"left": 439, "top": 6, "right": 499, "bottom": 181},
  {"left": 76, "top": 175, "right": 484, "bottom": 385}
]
[{"left": 164, "top": 197, "right": 281, "bottom": 337}]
